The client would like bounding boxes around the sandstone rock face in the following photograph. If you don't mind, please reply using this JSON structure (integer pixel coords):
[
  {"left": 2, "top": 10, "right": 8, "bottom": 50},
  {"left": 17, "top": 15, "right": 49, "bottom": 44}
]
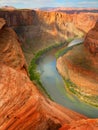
[
  {"left": 0, "top": 25, "right": 27, "bottom": 73},
  {"left": 57, "top": 23, "right": 98, "bottom": 106},
  {"left": 60, "top": 119, "right": 98, "bottom": 130},
  {"left": 41, "top": 7, "right": 98, "bottom": 14},
  {"left": 0, "top": 9, "right": 98, "bottom": 65},
  {"left": 1, "top": 64, "right": 86, "bottom": 130},
  {"left": 84, "top": 22, "right": 98, "bottom": 55},
  {"left": 0, "top": 10, "right": 98, "bottom": 57},
  {"left": 0, "top": 19, "right": 87, "bottom": 130},
  {"left": 0, "top": 18, "right": 5, "bottom": 29}
]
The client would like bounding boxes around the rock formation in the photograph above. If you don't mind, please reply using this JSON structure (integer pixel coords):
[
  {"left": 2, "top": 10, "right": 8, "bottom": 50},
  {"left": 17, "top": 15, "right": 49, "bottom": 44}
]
[
  {"left": 40, "top": 7, "right": 98, "bottom": 14},
  {"left": 84, "top": 22, "right": 98, "bottom": 55},
  {"left": 0, "top": 9, "right": 98, "bottom": 65},
  {"left": 0, "top": 9, "right": 98, "bottom": 59},
  {"left": 60, "top": 119, "right": 98, "bottom": 130},
  {"left": 0, "top": 9, "right": 98, "bottom": 129},
  {"left": 0, "top": 25, "right": 27, "bottom": 73},
  {"left": 0, "top": 18, "right": 87, "bottom": 130},
  {"left": 57, "top": 22, "right": 98, "bottom": 107},
  {"left": 0, "top": 18, "right": 5, "bottom": 29},
  {"left": 1, "top": 6, "right": 16, "bottom": 11}
]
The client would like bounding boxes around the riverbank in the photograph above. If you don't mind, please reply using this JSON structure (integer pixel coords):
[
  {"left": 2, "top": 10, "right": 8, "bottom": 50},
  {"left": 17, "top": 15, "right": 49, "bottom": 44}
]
[
  {"left": 64, "top": 79, "right": 98, "bottom": 107},
  {"left": 29, "top": 42, "right": 67, "bottom": 99},
  {"left": 55, "top": 43, "right": 82, "bottom": 58},
  {"left": 56, "top": 43, "right": 98, "bottom": 108},
  {"left": 28, "top": 38, "right": 98, "bottom": 117},
  {"left": 36, "top": 41, "right": 98, "bottom": 118}
]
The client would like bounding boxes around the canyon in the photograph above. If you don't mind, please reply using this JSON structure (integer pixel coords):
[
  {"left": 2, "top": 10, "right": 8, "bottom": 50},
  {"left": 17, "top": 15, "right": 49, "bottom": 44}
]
[
  {"left": 0, "top": 8, "right": 98, "bottom": 129},
  {"left": 57, "top": 22, "right": 98, "bottom": 107},
  {"left": 0, "top": 9, "right": 98, "bottom": 64},
  {"left": 0, "top": 17, "right": 87, "bottom": 130}
]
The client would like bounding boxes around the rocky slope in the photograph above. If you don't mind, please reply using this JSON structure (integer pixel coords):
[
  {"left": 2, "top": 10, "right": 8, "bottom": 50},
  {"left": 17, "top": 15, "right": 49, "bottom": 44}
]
[
  {"left": 0, "top": 18, "right": 88, "bottom": 130},
  {"left": 57, "top": 22, "right": 98, "bottom": 106},
  {"left": 60, "top": 119, "right": 98, "bottom": 130}
]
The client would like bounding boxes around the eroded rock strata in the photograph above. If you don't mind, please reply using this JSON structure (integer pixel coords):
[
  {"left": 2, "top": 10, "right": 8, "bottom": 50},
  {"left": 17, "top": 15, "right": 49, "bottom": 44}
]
[
  {"left": 0, "top": 10, "right": 98, "bottom": 129},
  {"left": 60, "top": 119, "right": 98, "bottom": 130},
  {"left": 0, "top": 18, "right": 88, "bottom": 130},
  {"left": 0, "top": 9, "right": 98, "bottom": 65},
  {"left": 0, "top": 9, "right": 98, "bottom": 55},
  {"left": 57, "top": 22, "right": 98, "bottom": 106}
]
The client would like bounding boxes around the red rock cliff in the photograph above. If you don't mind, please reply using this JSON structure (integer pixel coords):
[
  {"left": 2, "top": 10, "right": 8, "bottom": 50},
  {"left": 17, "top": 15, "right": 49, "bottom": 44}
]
[
  {"left": 0, "top": 18, "right": 87, "bottom": 130},
  {"left": 84, "top": 22, "right": 98, "bottom": 55},
  {"left": 0, "top": 9, "right": 98, "bottom": 56}
]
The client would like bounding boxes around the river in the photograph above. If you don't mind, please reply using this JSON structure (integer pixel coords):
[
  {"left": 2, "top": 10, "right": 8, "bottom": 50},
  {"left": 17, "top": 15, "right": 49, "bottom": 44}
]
[{"left": 36, "top": 39, "right": 98, "bottom": 118}]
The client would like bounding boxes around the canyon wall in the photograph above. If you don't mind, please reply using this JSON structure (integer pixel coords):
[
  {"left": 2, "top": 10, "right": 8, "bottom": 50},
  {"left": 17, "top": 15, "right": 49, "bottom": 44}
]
[
  {"left": 57, "top": 22, "right": 98, "bottom": 106},
  {"left": 0, "top": 10, "right": 98, "bottom": 129},
  {"left": 60, "top": 119, "right": 98, "bottom": 130},
  {"left": 84, "top": 22, "right": 98, "bottom": 55},
  {"left": 0, "top": 18, "right": 87, "bottom": 130},
  {"left": 0, "top": 9, "right": 98, "bottom": 55}
]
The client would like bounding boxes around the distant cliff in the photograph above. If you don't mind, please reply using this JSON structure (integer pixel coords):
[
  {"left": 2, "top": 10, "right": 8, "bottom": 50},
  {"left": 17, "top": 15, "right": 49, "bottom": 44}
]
[
  {"left": 0, "top": 9, "right": 98, "bottom": 55},
  {"left": 40, "top": 7, "right": 98, "bottom": 14}
]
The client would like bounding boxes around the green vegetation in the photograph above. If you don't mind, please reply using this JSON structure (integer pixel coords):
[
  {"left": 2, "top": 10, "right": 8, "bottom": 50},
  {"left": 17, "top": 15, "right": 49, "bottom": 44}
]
[
  {"left": 55, "top": 46, "right": 73, "bottom": 58},
  {"left": 55, "top": 42, "right": 82, "bottom": 58},
  {"left": 29, "top": 42, "right": 66, "bottom": 99},
  {"left": 29, "top": 48, "right": 52, "bottom": 100},
  {"left": 64, "top": 79, "right": 98, "bottom": 107},
  {"left": 64, "top": 79, "right": 80, "bottom": 95},
  {"left": 66, "top": 37, "right": 75, "bottom": 43}
]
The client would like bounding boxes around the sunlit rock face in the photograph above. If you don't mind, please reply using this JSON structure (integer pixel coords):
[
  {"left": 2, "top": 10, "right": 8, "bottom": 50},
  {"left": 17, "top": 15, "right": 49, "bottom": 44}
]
[
  {"left": 59, "top": 119, "right": 98, "bottom": 130},
  {"left": 0, "top": 18, "right": 87, "bottom": 130},
  {"left": 0, "top": 18, "right": 5, "bottom": 29},
  {"left": 0, "top": 26, "right": 27, "bottom": 73},
  {"left": 0, "top": 9, "right": 98, "bottom": 54},
  {"left": 84, "top": 22, "right": 98, "bottom": 55},
  {"left": 0, "top": 9, "right": 98, "bottom": 129}
]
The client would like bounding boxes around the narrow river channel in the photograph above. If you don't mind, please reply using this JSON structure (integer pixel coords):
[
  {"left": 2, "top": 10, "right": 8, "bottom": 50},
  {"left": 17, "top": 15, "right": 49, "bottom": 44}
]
[{"left": 36, "top": 39, "right": 98, "bottom": 118}]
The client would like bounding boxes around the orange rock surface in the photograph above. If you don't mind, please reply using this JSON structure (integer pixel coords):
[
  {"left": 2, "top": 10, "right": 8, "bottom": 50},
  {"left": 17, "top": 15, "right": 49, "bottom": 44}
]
[
  {"left": 60, "top": 119, "right": 98, "bottom": 130},
  {"left": 0, "top": 9, "right": 98, "bottom": 55},
  {"left": 0, "top": 18, "right": 5, "bottom": 29},
  {"left": 0, "top": 26, "right": 27, "bottom": 73},
  {"left": 84, "top": 22, "right": 98, "bottom": 55},
  {"left": 0, "top": 18, "right": 87, "bottom": 130},
  {"left": 0, "top": 10, "right": 98, "bottom": 129}
]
